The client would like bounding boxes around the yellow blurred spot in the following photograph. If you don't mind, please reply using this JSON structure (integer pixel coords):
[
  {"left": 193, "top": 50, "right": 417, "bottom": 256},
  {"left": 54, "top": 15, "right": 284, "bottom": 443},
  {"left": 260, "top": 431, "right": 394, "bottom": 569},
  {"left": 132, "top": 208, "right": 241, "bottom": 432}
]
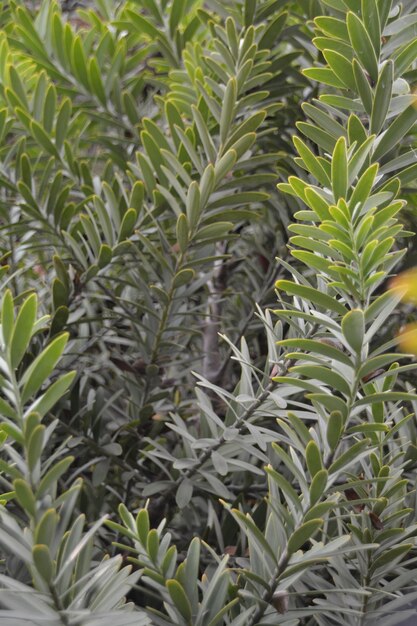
[
  {"left": 398, "top": 322, "right": 417, "bottom": 354},
  {"left": 391, "top": 268, "right": 417, "bottom": 304}
]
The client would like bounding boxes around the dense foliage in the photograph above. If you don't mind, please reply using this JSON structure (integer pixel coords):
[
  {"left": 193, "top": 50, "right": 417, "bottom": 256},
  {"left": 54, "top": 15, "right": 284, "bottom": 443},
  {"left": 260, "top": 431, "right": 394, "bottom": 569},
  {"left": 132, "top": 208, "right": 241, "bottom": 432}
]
[{"left": 1, "top": 0, "right": 417, "bottom": 624}]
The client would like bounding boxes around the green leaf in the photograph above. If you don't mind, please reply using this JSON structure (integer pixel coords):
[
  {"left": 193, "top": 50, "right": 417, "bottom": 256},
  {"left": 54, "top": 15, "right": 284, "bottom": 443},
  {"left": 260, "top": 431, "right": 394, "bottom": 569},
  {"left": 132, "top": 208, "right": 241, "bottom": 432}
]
[
  {"left": 231, "top": 507, "right": 279, "bottom": 561},
  {"left": 377, "top": 1, "right": 391, "bottom": 29},
  {"left": 259, "top": 11, "right": 287, "bottom": 49},
  {"left": 52, "top": 279, "right": 68, "bottom": 310},
  {"left": 326, "top": 411, "right": 344, "bottom": 451},
  {"left": 200, "top": 165, "right": 215, "bottom": 207},
  {"left": 296, "top": 121, "right": 337, "bottom": 153},
  {"left": 348, "top": 135, "right": 375, "bottom": 185},
  {"left": 352, "top": 59, "right": 373, "bottom": 115},
  {"left": 306, "top": 393, "right": 347, "bottom": 417},
  {"left": 28, "top": 371, "right": 76, "bottom": 419},
  {"left": 71, "top": 36, "right": 89, "bottom": 89},
  {"left": 186, "top": 181, "right": 201, "bottom": 231},
  {"left": 361, "top": 0, "right": 381, "bottom": 57},
  {"left": 214, "top": 149, "right": 237, "bottom": 183},
  {"left": 118, "top": 208, "right": 137, "bottom": 242},
  {"left": 290, "top": 364, "right": 351, "bottom": 396},
  {"left": 142, "top": 130, "right": 168, "bottom": 181},
  {"left": 341, "top": 309, "right": 364, "bottom": 353},
  {"left": 266, "top": 465, "right": 302, "bottom": 511},
  {"left": 8, "top": 65, "right": 29, "bottom": 109},
  {"left": 211, "top": 450, "right": 228, "bottom": 476},
  {"left": 33, "top": 544, "right": 54, "bottom": 583},
  {"left": 358, "top": 353, "right": 400, "bottom": 378},
  {"left": 370, "top": 544, "right": 412, "bottom": 574},
  {"left": 27, "top": 425, "right": 45, "bottom": 472},
  {"left": 143, "top": 118, "right": 171, "bottom": 154},
  {"left": 191, "top": 105, "right": 217, "bottom": 163},
  {"left": 276, "top": 338, "right": 353, "bottom": 367},
  {"left": 176, "top": 214, "right": 189, "bottom": 253},
  {"left": 123, "top": 91, "right": 140, "bottom": 125},
  {"left": 24, "top": 412, "right": 40, "bottom": 443},
  {"left": 173, "top": 269, "right": 195, "bottom": 289},
  {"left": 55, "top": 98, "right": 72, "bottom": 152},
  {"left": 273, "top": 376, "right": 324, "bottom": 395},
  {"left": 1, "top": 422, "right": 24, "bottom": 445},
  {"left": 290, "top": 250, "right": 335, "bottom": 277},
  {"left": 169, "top": 0, "right": 185, "bottom": 36},
  {"left": 354, "top": 392, "right": 417, "bottom": 408},
  {"left": 309, "top": 469, "right": 328, "bottom": 505},
  {"left": 176, "top": 479, "right": 193, "bottom": 508},
  {"left": 305, "top": 188, "right": 331, "bottom": 220},
  {"left": 10, "top": 293, "right": 37, "bottom": 369},
  {"left": 323, "top": 49, "right": 356, "bottom": 91},
  {"left": 276, "top": 280, "right": 347, "bottom": 315},
  {"left": 36, "top": 455, "right": 74, "bottom": 497},
  {"left": 303, "top": 67, "right": 345, "bottom": 89},
  {"left": 373, "top": 105, "right": 417, "bottom": 161},
  {"left": 348, "top": 115, "right": 368, "bottom": 151},
  {"left": 166, "top": 579, "right": 193, "bottom": 621},
  {"left": 319, "top": 89, "right": 362, "bottom": 109},
  {"left": 228, "top": 132, "right": 256, "bottom": 160},
  {"left": 31, "top": 120, "right": 61, "bottom": 160},
  {"left": 88, "top": 57, "right": 106, "bottom": 106},
  {"left": 1, "top": 290, "right": 14, "bottom": 348},
  {"left": 371, "top": 60, "right": 393, "bottom": 134},
  {"left": 293, "top": 136, "right": 331, "bottom": 187},
  {"left": 196, "top": 80, "right": 222, "bottom": 123},
  {"left": 306, "top": 440, "right": 323, "bottom": 477},
  {"left": 225, "top": 111, "right": 266, "bottom": 152},
  {"left": 331, "top": 136, "right": 348, "bottom": 201},
  {"left": 347, "top": 423, "right": 388, "bottom": 434},
  {"left": 328, "top": 439, "right": 371, "bottom": 474},
  {"left": 0, "top": 397, "right": 18, "bottom": 420},
  {"left": 304, "top": 501, "right": 336, "bottom": 522},
  {"left": 136, "top": 509, "right": 150, "bottom": 546},
  {"left": 220, "top": 78, "right": 237, "bottom": 145},
  {"left": 195, "top": 222, "right": 233, "bottom": 241},
  {"left": 287, "top": 519, "right": 323, "bottom": 554},
  {"left": 97, "top": 244, "right": 112, "bottom": 269},
  {"left": 394, "top": 38, "right": 417, "bottom": 78},
  {"left": 21, "top": 333, "right": 69, "bottom": 403},
  {"left": 347, "top": 12, "right": 379, "bottom": 82},
  {"left": 244, "top": 0, "right": 256, "bottom": 28},
  {"left": 14, "top": 478, "right": 36, "bottom": 517},
  {"left": 302, "top": 104, "right": 348, "bottom": 139},
  {"left": 315, "top": 16, "right": 349, "bottom": 41},
  {"left": 34, "top": 509, "right": 59, "bottom": 546},
  {"left": 43, "top": 84, "right": 56, "bottom": 134},
  {"left": 127, "top": 8, "right": 162, "bottom": 40},
  {"left": 349, "top": 163, "right": 379, "bottom": 211}
]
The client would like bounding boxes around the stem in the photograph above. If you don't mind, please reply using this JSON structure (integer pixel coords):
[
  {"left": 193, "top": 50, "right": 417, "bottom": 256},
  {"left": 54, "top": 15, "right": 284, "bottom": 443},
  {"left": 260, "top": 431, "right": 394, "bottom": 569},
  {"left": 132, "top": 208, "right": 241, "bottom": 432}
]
[
  {"left": 180, "top": 375, "right": 283, "bottom": 484},
  {"left": 246, "top": 481, "right": 332, "bottom": 625},
  {"left": 49, "top": 584, "right": 71, "bottom": 626},
  {"left": 358, "top": 572, "right": 371, "bottom": 626},
  {"left": 247, "top": 549, "right": 291, "bottom": 625},
  {"left": 324, "top": 371, "right": 360, "bottom": 469},
  {"left": 150, "top": 252, "right": 185, "bottom": 365}
]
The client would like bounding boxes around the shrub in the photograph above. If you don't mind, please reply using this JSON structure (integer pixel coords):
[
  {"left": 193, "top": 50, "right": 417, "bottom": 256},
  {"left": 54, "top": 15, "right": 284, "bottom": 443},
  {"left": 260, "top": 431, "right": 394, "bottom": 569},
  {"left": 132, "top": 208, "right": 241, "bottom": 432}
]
[{"left": 1, "top": 1, "right": 417, "bottom": 624}]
